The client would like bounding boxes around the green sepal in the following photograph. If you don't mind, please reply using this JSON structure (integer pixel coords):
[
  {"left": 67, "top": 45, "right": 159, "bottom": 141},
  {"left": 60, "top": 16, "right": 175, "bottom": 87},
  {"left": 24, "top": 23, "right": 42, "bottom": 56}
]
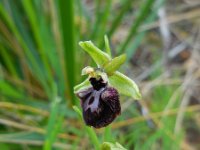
[
  {"left": 109, "top": 71, "right": 141, "bottom": 99},
  {"left": 104, "top": 54, "right": 126, "bottom": 76},
  {"left": 76, "top": 39, "right": 141, "bottom": 100},
  {"left": 79, "top": 41, "right": 111, "bottom": 67}
]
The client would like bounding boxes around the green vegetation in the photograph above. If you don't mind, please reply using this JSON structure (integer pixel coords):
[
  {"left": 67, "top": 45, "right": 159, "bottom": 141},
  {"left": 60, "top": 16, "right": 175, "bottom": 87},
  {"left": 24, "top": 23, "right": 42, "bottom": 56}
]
[{"left": 0, "top": 0, "right": 200, "bottom": 149}]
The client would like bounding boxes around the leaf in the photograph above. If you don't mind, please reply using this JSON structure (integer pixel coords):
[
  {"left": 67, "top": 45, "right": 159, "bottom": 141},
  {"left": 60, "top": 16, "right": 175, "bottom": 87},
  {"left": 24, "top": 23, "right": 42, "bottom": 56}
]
[
  {"left": 79, "top": 41, "right": 111, "bottom": 66},
  {"left": 109, "top": 71, "right": 141, "bottom": 99},
  {"left": 74, "top": 78, "right": 91, "bottom": 94},
  {"left": 101, "top": 142, "right": 127, "bottom": 150},
  {"left": 104, "top": 54, "right": 126, "bottom": 75}
]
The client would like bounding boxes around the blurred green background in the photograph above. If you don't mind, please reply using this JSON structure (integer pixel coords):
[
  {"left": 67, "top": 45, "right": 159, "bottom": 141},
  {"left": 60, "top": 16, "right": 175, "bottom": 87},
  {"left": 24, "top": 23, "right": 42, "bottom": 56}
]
[{"left": 0, "top": 0, "right": 200, "bottom": 149}]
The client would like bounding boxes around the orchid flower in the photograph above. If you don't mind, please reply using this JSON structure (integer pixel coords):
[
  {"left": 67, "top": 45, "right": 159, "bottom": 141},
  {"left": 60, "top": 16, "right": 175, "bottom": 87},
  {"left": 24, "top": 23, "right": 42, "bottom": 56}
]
[{"left": 74, "top": 37, "right": 141, "bottom": 128}]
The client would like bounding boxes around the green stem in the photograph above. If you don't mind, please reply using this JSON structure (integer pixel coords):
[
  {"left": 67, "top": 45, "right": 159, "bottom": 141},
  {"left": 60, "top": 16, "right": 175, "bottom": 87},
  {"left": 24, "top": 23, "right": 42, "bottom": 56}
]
[{"left": 104, "top": 126, "right": 112, "bottom": 142}]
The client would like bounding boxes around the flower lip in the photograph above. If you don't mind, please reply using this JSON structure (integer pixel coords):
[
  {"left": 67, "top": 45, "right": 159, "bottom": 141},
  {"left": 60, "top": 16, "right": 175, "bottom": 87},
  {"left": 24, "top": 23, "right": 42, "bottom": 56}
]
[
  {"left": 76, "top": 76, "right": 121, "bottom": 128},
  {"left": 83, "top": 86, "right": 121, "bottom": 128}
]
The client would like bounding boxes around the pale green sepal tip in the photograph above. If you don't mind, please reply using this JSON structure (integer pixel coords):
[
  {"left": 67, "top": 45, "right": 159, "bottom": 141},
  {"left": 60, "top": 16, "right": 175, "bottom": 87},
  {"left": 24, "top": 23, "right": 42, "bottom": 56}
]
[{"left": 79, "top": 41, "right": 111, "bottom": 66}]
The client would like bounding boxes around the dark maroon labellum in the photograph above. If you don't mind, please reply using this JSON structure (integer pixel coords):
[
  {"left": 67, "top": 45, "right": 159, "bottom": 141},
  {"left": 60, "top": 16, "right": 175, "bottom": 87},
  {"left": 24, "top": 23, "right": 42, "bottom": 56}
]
[{"left": 76, "top": 77, "right": 121, "bottom": 128}]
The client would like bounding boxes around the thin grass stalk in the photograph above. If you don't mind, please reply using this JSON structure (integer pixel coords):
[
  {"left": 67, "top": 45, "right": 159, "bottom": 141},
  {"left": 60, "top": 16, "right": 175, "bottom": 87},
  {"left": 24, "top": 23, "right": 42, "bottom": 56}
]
[
  {"left": 75, "top": 0, "right": 91, "bottom": 40},
  {"left": 44, "top": 84, "right": 63, "bottom": 150},
  {"left": 118, "top": 0, "right": 155, "bottom": 53},
  {"left": 97, "top": 0, "right": 112, "bottom": 48},
  {"left": 0, "top": 45, "right": 18, "bottom": 77},
  {"left": 107, "top": 0, "right": 134, "bottom": 37},
  {"left": 75, "top": 0, "right": 83, "bottom": 40},
  {"left": 21, "top": 0, "right": 53, "bottom": 88},
  {"left": 0, "top": 18, "right": 31, "bottom": 95},
  {"left": 91, "top": 0, "right": 112, "bottom": 46},
  {"left": 47, "top": 0, "right": 66, "bottom": 98},
  {"left": 90, "top": 0, "right": 102, "bottom": 39},
  {"left": 125, "top": 0, "right": 165, "bottom": 61},
  {"left": 0, "top": 4, "right": 51, "bottom": 97}
]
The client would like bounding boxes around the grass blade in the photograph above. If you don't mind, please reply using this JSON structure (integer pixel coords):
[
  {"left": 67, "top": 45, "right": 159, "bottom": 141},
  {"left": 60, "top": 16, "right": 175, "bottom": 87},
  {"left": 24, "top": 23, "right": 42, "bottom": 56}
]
[
  {"left": 118, "top": 0, "right": 155, "bottom": 53},
  {"left": 91, "top": 0, "right": 112, "bottom": 43},
  {"left": 125, "top": 0, "right": 165, "bottom": 61},
  {"left": 0, "top": 45, "right": 17, "bottom": 77},
  {"left": 107, "top": 0, "right": 134, "bottom": 37},
  {"left": 21, "top": 0, "right": 53, "bottom": 88},
  {"left": 44, "top": 95, "right": 63, "bottom": 150},
  {"left": 58, "top": 0, "right": 76, "bottom": 105},
  {"left": 0, "top": 3, "right": 51, "bottom": 96}
]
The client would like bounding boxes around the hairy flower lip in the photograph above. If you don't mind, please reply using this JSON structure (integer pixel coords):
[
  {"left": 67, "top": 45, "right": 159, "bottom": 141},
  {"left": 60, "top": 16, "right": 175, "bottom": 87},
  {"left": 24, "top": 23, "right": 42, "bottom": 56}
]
[
  {"left": 76, "top": 76, "right": 121, "bottom": 128},
  {"left": 83, "top": 86, "right": 120, "bottom": 128}
]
